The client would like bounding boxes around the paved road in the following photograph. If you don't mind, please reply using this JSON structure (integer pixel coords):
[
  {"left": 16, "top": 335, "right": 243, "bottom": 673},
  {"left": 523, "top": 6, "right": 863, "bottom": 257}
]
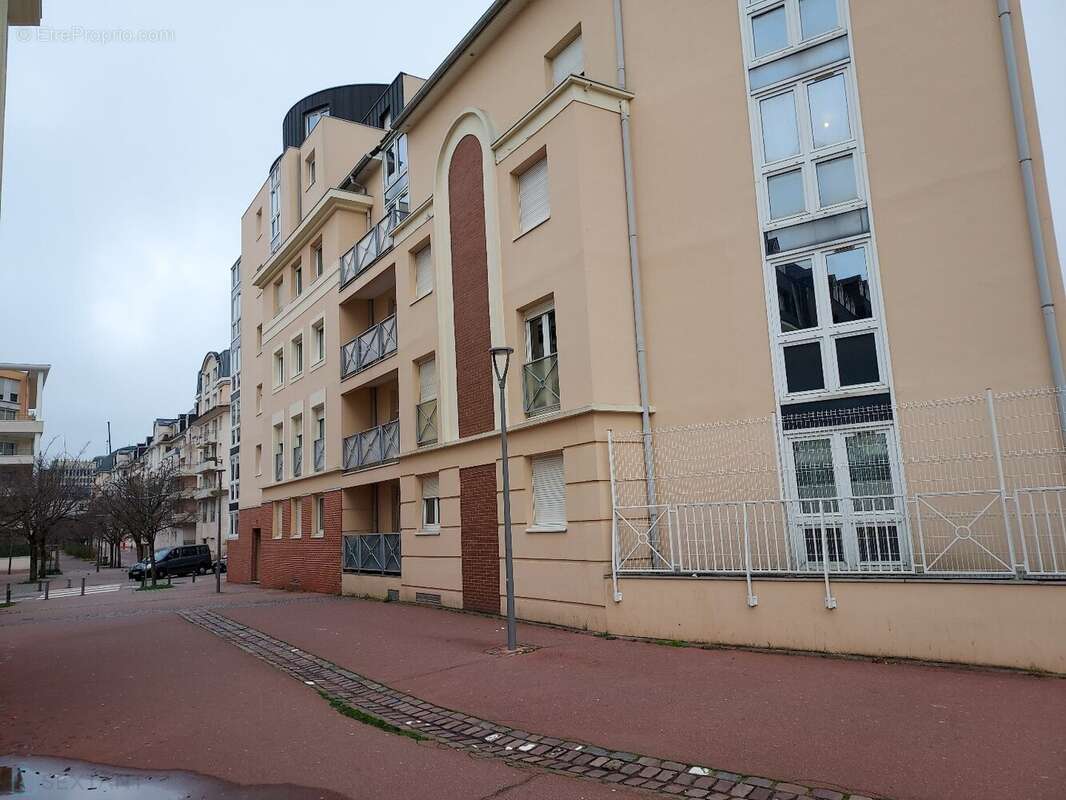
[
  {"left": 222, "top": 596, "right": 1066, "bottom": 800},
  {"left": 0, "top": 578, "right": 635, "bottom": 800}
]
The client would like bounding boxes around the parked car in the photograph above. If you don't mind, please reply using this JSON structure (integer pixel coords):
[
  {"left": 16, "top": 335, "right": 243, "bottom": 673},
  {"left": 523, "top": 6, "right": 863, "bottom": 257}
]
[{"left": 128, "top": 545, "right": 213, "bottom": 580}]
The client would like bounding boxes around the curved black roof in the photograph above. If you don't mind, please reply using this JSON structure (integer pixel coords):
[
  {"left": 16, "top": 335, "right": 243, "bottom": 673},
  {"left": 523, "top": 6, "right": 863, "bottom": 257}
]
[{"left": 281, "top": 83, "right": 388, "bottom": 150}]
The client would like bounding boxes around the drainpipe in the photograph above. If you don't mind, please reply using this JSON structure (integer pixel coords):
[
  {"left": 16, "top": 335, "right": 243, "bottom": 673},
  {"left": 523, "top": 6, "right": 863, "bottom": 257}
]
[
  {"left": 996, "top": 0, "right": 1066, "bottom": 433},
  {"left": 613, "top": 0, "right": 659, "bottom": 519}
]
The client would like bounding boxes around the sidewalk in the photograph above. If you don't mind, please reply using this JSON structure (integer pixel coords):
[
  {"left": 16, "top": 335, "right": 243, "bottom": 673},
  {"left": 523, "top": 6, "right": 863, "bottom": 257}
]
[{"left": 220, "top": 595, "right": 1066, "bottom": 800}]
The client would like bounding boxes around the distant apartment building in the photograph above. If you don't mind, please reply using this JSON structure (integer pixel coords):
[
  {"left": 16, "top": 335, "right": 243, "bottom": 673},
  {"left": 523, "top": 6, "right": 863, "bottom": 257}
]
[
  {"left": 141, "top": 414, "right": 197, "bottom": 550},
  {"left": 190, "top": 350, "right": 231, "bottom": 558},
  {"left": 230, "top": 0, "right": 1066, "bottom": 672},
  {"left": 0, "top": 362, "right": 47, "bottom": 476},
  {"left": 229, "top": 258, "right": 242, "bottom": 545},
  {"left": 0, "top": 0, "right": 42, "bottom": 216}
]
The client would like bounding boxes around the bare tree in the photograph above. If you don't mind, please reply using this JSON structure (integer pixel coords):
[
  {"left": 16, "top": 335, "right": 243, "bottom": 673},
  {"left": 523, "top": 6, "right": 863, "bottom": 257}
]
[
  {"left": 0, "top": 451, "right": 87, "bottom": 581},
  {"left": 97, "top": 460, "right": 193, "bottom": 586}
]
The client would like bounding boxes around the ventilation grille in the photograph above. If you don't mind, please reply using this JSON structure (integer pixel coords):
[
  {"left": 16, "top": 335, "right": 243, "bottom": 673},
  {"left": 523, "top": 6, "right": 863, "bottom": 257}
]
[
  {"left": 415, "top": 592, "right": 442, "bottom": 606},
  {"left": 386, "top": 589, "right": 400, "bottom": 602}
]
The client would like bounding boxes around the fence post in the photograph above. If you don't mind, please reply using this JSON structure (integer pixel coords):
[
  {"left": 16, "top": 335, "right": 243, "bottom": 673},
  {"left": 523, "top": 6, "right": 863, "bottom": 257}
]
[
  {"left": 819, "top": 504, "right": 836, "bottom": 609},
  {"left": 742, "top": 503, "right": 757, "bottom": 608},
  {"left": 986, "top": 388, "right": 1021, "bottom": 574},
  {"left": 607, "top": 430, "right": 622, "bottom": 602}
]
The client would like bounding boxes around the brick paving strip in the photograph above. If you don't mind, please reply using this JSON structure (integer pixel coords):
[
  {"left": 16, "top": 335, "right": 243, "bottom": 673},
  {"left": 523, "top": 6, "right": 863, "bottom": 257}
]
[{"left": 180, "top": 609, "right": 881, "bottom": 800}]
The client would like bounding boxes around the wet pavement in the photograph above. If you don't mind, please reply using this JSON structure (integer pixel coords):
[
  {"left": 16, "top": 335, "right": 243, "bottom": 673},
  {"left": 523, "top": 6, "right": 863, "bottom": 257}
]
[{"left": 0, "top": 757, "right": 348, "bottom": 799}]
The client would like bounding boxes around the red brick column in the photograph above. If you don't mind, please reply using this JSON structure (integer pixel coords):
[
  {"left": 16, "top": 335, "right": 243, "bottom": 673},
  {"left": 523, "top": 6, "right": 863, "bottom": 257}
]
[
  {"left": 459, "top": 464, "right": 500, "bottom": 614},
  {"left": 448, "top": 134, "right": 495, "bottom": 438}
]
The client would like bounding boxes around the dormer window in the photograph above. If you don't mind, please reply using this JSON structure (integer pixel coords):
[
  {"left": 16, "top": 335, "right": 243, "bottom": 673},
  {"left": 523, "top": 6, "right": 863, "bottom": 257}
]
[{"left": 304, "top": 106, "right": 329, "bottom": 135}]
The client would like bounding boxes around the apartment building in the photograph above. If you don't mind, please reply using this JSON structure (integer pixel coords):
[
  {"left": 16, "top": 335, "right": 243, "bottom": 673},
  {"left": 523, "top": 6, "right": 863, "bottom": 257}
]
[
  {"left": 0, "top": 362, "right": 48, "bottom": 477},
  {"left": 232, "top": 0, "right": 1066, "bottom": 672},
  {"left": 229, "top": 259, "right": 242, "bottom": 544},
  {"left": 190, "top": 350, "right": 231, "bottom": 559},
  {"left": 0, "top": 0, "right": 42, "bottom": 216},
  {"left": 140, "top": 415, "right": 197, "bottom": 550}
]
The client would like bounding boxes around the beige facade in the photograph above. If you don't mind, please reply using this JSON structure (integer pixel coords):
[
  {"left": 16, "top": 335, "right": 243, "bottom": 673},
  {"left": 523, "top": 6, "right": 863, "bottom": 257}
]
[
  {"left": 0, "top": 362, "right": 47, "bottom": 470},
  {"left": 190, "top": 351, "right": 231, "bottom": 558},
  {"left": 235, "top": 0, "right": 1066, "bottom": 672}
]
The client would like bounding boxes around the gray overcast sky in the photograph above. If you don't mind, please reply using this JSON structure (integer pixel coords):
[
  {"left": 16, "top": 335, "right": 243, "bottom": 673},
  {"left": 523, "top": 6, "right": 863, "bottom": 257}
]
[{"left": 1, "top": 0, "right": 1064, "bottom": 457}]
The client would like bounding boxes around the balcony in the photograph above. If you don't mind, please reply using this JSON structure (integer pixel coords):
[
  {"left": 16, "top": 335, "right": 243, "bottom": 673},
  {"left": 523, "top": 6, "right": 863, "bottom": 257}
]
[
  {"left": 339, "top": 205, "right": 409, "bottom": 288},
  {"left": 416, "top": 399, "right": 438, "bottom": 447},
  {"left": 343, "top": 532, "right": 401, "bottom": 575},
  {"left": 343, "top": 420, "right": 399, "bottom": 471},
  {"left": 274, "top": 452, "right": 283, "bottom": 482},
  {"left": 341, "top": 314, "right": 397, "bottom": 379},
  {"left": 523, "top": 354, "right": 561, "bottom": 416},
  {"left": 313, "top": 438, "right": 325, "bottom": 472},
  {"left": 293, "top": 445, "right": 303, "bottom": 478}
]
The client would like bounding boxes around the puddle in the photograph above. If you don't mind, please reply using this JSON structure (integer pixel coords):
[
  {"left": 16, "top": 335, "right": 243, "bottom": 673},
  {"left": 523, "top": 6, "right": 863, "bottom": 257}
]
[{"left": 0, "top": 757, "right": 349, "bottom": 799}]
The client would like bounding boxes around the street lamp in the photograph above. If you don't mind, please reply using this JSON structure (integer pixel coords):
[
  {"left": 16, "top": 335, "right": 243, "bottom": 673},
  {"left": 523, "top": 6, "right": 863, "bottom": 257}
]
[{"left": 490, "top": 345, "right": 517, "bottom": 652}]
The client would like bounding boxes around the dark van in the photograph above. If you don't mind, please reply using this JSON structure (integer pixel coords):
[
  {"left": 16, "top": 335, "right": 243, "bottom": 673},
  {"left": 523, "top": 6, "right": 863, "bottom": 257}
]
[{"left": 128, "top": 544, "right": 213, "bottom": 580}]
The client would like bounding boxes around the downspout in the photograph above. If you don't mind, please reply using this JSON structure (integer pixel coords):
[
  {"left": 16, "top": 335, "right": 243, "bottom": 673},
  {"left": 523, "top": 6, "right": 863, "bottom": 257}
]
[
  {"left": 996, "top": 0, "right": 1066, "bottom": 433},
  {"left": 613, "top": 0, "right": 660, "bottom": 530}
]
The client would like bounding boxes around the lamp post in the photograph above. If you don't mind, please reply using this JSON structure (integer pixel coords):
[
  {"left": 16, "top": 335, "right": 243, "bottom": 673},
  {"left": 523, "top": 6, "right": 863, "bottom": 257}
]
[{"left": 490, "top": 345, "right": 517, "bottom": 652}]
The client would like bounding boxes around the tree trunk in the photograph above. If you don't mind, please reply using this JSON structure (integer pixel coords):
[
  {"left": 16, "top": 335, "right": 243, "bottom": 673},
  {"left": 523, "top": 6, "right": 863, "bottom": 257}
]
[{"left": 27, "top": 541, "right": 37, "bottom": 582}]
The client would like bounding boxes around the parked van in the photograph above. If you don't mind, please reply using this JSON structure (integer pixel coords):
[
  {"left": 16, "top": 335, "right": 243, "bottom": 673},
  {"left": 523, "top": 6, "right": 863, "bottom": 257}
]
[{"left": 128, "top": 545, "right": 212, "bottom": 580}]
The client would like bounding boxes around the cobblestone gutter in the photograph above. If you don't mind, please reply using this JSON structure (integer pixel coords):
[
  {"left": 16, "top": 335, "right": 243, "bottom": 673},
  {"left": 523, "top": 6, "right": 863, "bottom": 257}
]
[{"left": 180, "top": 609, "right": 881, "bottom": 800}]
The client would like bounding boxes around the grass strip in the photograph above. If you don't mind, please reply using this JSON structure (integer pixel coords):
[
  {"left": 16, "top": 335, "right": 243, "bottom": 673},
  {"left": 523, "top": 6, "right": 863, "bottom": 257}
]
[{"left": 317, "top": 691, "right": 427, "bottom": 742}]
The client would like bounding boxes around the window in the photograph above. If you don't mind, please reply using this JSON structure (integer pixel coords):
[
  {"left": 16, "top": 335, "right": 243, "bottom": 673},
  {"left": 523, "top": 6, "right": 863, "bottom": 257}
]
[
  {"left": 291, "top": 335, "right": 304, "bottom": 377},
  {"left": 306, "top": 151, "right": 316, "bottom": 188},
  {"left": 771, "top": 242, "right": 881, "bottom": 397},
  {"left": 756, "top": 69, "right": 859, "bottom": 222},
  {"left": 292, "top": 414, "right": 303, "bottom": 477},
  {"left": 255, "top": 208, "right": 263, "bottom": 238},
  {"left": 313, "top": 494, "right": 326, "bottom": 537},
  {"left": 292, "top": 262, "right": 303, "bottom": 297},
  {"left": 313, "top": 243, "right": 323, "bottom": 278},
  {"left": 304, "top": 106, "right": 329, "bottom": 135},
  {"left": 272, "top": 279, "right": 283, "bottom": 316},
  {"left": 273, "top": 350, "right": 285, "bottom": 388},
  {"left": 313, "top": 409, "right": 325, "bottom": 472},
  {"left": 382, "top": 133, "right": 408, "bottom": 208},
  {"left": 524, "top": 307, "right": 560, "bottom": 415},
  {"left": 531, "top": 453, "right": 566, "bottom": 530},
  {"left": 313, "top": 320, "right": 325, "bottom": 364},
  {"left": 272, "top": 501, "right": 283, "bottom": 538},
  {"left": 517, "top": 157, "right": 550, "bottom": 233},
  {"left": 255, "top": 444, "right": 262, "bottom": 475},
  {"left": 748, "top": 0, "right": 841, "bottom": 62},
  {"left": 255, "top": 384, "right": 263, "bottom": 413},
  {"left": 550, "top": 33, "right": 583, "bottom": 86},
  {"left": 256, "top": 324, "right": 263, "bottom": 352},
  {"left": 0, "top": 442, "right": 17, "bottom": 456},
  {"left": 0, "top": 378, "right": 20, "bottom": 405},
  {"left": 416, "top": 357, "right": 438, "bottom": 446},
  {"left": 421, "top": 474, "right": 440, "bottom": 532},
  {"left": 787, "top": 427, "right": 903, "bottom": 568},
  {"left": 414, "top": 245, "right": 433, "bottom": 300},
  {"left": 291, "top": 498, "right": 302, "bottom": 537},
  {"left": 269, "top": 165, "right": 281, "bottom": 251}
]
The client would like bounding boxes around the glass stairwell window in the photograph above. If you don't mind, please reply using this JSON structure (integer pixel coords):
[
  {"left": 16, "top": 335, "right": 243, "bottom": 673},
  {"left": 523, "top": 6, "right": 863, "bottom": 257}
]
[{"left": 523, "top": 307, "right": 560, "bottom": 416}]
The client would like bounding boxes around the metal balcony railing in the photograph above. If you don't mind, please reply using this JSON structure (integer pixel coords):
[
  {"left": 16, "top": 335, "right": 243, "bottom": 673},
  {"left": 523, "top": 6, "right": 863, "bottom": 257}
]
[
  {"left": 342, "top": 420, "right": 399, "bottom": 471},
  {"left": 292, "top": 445, "right": 303, "bottom": 478},
  {"left": 341, "top": 314, "right": 397, "bottom": 378},
  {"left": 523, "top": 353, "right": 561, "bottom": 416},
  {"left": 416, "top": 399, "right": 438, "bottom": 447},
  {"left": 313, "top": 438, "right": 325, "bottom": 472},
  {"left": 339, "top": 205, "right": 410, "bottom": 287},
  {"left": 274, "top": 452, "right": 283, "bottom": 482},
  {"left": 343, "top": 532, "right": 401, "bottom": 575}
]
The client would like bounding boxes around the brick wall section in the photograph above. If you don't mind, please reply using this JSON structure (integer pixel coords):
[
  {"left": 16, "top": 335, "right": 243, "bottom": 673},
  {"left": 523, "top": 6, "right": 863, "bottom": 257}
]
[
  {"left": 448, "top": 134, "right": 495, "bottom": 438},
  {"left": 228, "top": 490, "right": 342, "bottom": 594},
  {"left": 459, "top": 463, "right": 500, "bottom": 614}
]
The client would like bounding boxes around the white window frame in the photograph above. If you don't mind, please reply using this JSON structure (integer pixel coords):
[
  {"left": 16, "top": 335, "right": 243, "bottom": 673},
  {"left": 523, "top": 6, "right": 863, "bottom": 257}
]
[
  {"left": 313, "top": 494, "right": 326, "bottom": 537},
  {"left": 306, "top": 151, "right": 316, "bottom": 188},
  {"left": 420, "top": 474, "right": 440, "bottom": 533},
  {"left": 783, "top": 424, "right": 909, "bottom": 570},
  {"left": 305, "top": 106, "right": 329, "bottom": 135},
  {"left": 313, "top": 243, "right": 324, "bottom": 278},
  {"left": 292, "top": 262, "right": 303, "bottom": 297},
  {"left": 413, "top": 244, "right": 433, "bottom": 301},
  {"left": 312, "top": 318, "right": 326, "bottom": 365},
  {"left": 272, "top": 500, "right": 283, "bottom": 539},
  {"left": 291, "top": 497, "right": 302, "bottom": 538},
  {"left": 291, "top": 335, "right": 304, "bottom": 378},
  {"left": 745, "top": 0, "right": 845, "bottom": 67},
  {"left": 752, "top": 67, "right": 864, "bottom": 227},
  {"left": 269, "top": 165, "right": 281, "bottom": 249},
  {"left": 764, "top": 238, "right": 886, "bottom": 400},
  {"left": 529, "top": 452, "right": 567, "bottom": 532},
  {"left": 273, "top": 349, "right": 285, "bottom": 389}
]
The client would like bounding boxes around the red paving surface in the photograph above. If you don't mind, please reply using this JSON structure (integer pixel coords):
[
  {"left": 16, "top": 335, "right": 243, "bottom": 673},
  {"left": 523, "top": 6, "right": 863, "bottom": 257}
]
[
  {"left": 0, "top": 581, "right": 638, "bottom": 800},
  {"left": 223, "top": 596, "right": 1066, "bottom": 800}
]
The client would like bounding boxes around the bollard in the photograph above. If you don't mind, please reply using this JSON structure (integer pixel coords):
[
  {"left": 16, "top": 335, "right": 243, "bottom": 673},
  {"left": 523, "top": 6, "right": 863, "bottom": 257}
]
[
  {"left": 67, "top": 578, "right": 72, "bottom": 589},
  {"left": 167, "top": 575, "right": 172, "bottom": 587},
  {"left": 5, "top": 584, "right": 10, "bottom": 604},
  {"left": 192, "top": 571, "right": 196, "bottom": 583},
  {"left": 81, "top": 577, "right": 86, "bottom": 596},
  {"left": 44, "top": 581, "right": 50, "bottom": 600},
  {"left": 140, "top": 574, "right": 146, "bottom": 590}
]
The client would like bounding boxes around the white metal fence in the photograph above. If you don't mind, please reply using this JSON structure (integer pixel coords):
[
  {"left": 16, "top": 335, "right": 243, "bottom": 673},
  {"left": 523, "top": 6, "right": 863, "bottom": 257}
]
[{"left": 608, "top": 387, "right": 1066, "bottom": 605}]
